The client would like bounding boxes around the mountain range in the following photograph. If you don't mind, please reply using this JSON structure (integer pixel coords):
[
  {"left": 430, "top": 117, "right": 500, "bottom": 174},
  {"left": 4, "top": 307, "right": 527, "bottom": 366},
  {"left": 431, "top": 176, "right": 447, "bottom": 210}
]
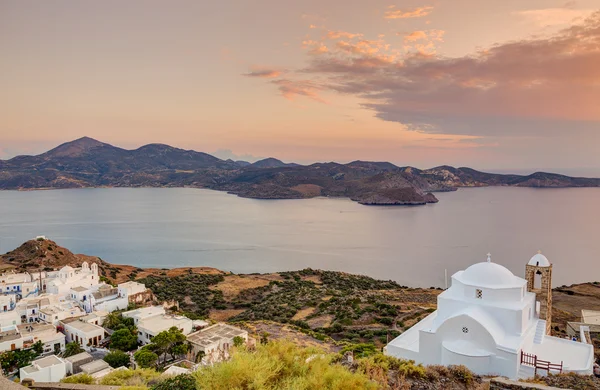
[{"left": 1, "top": 137, "right": 599, "bottom": 205}]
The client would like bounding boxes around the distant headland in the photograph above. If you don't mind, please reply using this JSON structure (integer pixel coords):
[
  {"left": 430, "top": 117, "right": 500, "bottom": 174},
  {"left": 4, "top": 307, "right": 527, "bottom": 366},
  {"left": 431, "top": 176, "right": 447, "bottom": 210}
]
[{"left": 1, "top": 137, "right": 599, "bottom": 206}]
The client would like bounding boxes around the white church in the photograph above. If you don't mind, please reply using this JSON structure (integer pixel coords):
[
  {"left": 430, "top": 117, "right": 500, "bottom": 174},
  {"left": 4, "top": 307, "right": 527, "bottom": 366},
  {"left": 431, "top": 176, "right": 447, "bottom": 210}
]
[{"left": 384, "top": 252, "right": 594, "bottom": 379}]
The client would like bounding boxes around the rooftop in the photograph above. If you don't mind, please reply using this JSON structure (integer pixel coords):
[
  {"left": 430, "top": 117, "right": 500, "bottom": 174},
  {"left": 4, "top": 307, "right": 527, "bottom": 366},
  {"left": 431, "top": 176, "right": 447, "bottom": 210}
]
[
  {"left": 454, "top": 260, "right": 525, "bottom": 289},
  {"left": 61, "top": 319, "right": 105, "bottom": 333},
  {"left": 138, "top": 314, "right": 192, "bottom": 334},
  {"left": 33, "top": 355, "right": 64, "bottom": 368},
  {"left": 71, "top": 286, "right": 88, "bottom": 292},
  {"left": 81, "top": 359, "right": 110, "bottom": 374},
  {"left": 187, "top": 323, "right": 247, "bottom": 348},
  {"left": 65, "top": 351, "right": 93, "bottom": 364},
  {"left": 122, "top": 306, "right": 165, "bottom": 320},
  {"left": 0, "top": 328, "right": 21, "bottom": 342},
  {"left": 582, "top": 310, "right": 600, "bottom": 325}
]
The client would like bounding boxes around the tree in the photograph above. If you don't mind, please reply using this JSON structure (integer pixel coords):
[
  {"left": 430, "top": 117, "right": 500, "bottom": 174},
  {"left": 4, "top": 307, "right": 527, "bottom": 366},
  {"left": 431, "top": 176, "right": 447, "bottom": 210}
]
[
  {"left": 233, "top": 336, "right": 245, "bottom": 347},
  {"left": 133, "top": 349, "right": 158, "bottom": 368},
  {"left": 32, "top": 341, "right": 43, "bottom": 355},
  {"left": 63, "top": 342, "right": 84, "bottom": 358},
  {"left": 151, "top": 326, "right": 187, "bottom": 363},
  {"left": 260, "top": 331, "right": 270, "bottom": 344},
  {"left": 104, "top": 350, "right": 130, "bottom": 368},
  {"left": 110, "top": 328, "right": 138, "bottom": 351}
]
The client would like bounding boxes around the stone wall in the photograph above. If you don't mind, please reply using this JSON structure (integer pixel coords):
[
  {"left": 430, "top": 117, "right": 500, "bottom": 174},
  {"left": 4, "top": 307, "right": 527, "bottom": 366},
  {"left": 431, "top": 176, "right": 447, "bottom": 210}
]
[
  {"left": 128, "top": 289, "right": 154, "bottom": 305},
  {"left": 525, "top": 264, "right": 553, "bottom": 335},
  {"left": 490, "top": 377, "right": 569, "bottom": 390}
]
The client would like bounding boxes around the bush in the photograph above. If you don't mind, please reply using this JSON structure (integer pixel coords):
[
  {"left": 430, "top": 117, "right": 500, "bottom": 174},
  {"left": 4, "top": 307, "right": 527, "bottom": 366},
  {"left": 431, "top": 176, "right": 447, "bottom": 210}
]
[
  {"left": 100, "top": 368, "right": 161, "bottom": 386},
  {"left": 61, "top": 373, "right": 95, "bottom": 384},
  {"left": 449, "top": 364, "right": 474, "bottom": 385},
  {"left": 104, "top": 350, "right": 131, "bottom": 368},
  {"left": 396, "top": 360, "right": 426, "bottom": 379},
  {"left": 151, "top": 374, "right": 196, "bottom": 390},
  {"left": 62, "top": 342, "right": 84, "bottom": 358},
  {"left": 340, "top": 343, "right": 380, "bottom": 358},
  {"left": 194, "top": 341, "right": 378, "bottom": 389}
]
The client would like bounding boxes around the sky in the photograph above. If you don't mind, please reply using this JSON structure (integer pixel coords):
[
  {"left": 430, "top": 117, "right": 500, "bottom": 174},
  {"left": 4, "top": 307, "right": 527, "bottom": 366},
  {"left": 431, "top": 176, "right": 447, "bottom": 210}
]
[{"left": 1, "top": 0, "right": 599, "bottom": 174}]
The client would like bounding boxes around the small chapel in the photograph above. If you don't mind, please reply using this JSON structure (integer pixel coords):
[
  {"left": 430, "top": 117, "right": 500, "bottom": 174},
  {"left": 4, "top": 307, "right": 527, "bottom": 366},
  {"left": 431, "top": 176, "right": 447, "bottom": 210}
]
[{"left": 384, "top": 252, "right": 594, "bottom": 379}]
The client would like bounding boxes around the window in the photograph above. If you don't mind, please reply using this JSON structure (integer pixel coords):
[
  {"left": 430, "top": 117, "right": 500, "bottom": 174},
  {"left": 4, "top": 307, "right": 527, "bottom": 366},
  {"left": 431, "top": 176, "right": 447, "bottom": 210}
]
[{"left": 475, "top": 289, "right": 483, "bottom": 299}]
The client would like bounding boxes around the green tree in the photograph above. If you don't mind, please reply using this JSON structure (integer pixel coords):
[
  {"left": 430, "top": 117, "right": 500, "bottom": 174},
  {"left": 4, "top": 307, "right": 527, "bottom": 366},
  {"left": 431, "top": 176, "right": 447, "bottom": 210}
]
[
  {"left": 233, "top": 336, "right": 245, "bottom": 347},
  {"left": 104, "top": 350, "right": 130, "bottom": 368},
  {"left": 133, "top": 349, "right": 158, "bottom": 368},
  {"left": 110, "top": 328, "right": 138, "bottom": 351},
  {"left": 152, "top": 374, "right": 196, "bottom": 390},
  {"left": 63, "top": 342, "right": 84, "bottom": 358},
  {"left": 32, "top": 341, "right": 44, "bottom": 355},
  {"left": 151, "top": 326, "right": 187, "bottom": 363}
]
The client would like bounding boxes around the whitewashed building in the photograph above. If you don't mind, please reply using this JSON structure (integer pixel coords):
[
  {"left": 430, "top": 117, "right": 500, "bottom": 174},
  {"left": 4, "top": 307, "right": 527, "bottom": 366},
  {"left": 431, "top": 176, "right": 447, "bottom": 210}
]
[
  {"left": 17, "top": 323, "right": 66, "bottom": 355},
  {"left": 137, "top": 314, "right": 193, "bottom": 345},
  {"left": 60, "top": 318, "right": 105, "bottom": 347},
  {"left": 0, "top": 309, "right": 20, "bottom": 330},
  {"left": 187, "top": 323, "right": 248, "bottom": 364},
  {"left": 118, "top": 281, "right": 147, "bottom": 297},
  {"left": 0, "top": 272, "right": 39, "bottom": 299},
  {"left": 0, "top": 328, "right": 23, "bottom": 352},
  {"left": 122, "top": 306, "right": 165, "bottom": 325},
  {"left": 20, "top": 355, "right": 67, "bottom": 383},
  {"left": 45, "top": 263, "right": 99, "bottom": 298},
  {"left": 384, "top": 253, "right": 595, "bottom": 379},
  {"left": 39, "top": 302, "right": 85, "bottom": 325}
]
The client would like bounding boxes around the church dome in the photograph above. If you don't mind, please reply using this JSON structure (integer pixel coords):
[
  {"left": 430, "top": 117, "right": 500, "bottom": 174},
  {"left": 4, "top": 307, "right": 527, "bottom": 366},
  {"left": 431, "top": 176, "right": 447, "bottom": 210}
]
[
  {"left": 528, "top": 253, "right": 550, "bottom": 267},
  {"left": 458, "top": 261, "right": 523, "bottom": 287},
  {"left": 60, "top": 265, "right": 74, "bottom": 272}
]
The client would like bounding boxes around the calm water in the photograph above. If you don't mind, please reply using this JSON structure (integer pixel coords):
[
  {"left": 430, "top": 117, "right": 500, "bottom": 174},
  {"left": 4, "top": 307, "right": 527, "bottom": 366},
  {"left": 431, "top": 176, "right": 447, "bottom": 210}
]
[{"left": 0, "top": 187, "right": 598, "bottom": 288}]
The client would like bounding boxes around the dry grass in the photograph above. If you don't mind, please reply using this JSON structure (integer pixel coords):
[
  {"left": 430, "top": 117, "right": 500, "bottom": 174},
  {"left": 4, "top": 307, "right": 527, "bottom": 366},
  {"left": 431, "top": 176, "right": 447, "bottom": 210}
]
[
  {"left": 291, "top": 307, "right": 316, "bottom": 320},
  {"left": 307, "top": 314, "right": 334, "bottom": 328},
  {"left": 209, "top": 309, "right": 246, "bottom": 322},
  {"left": 210, "top": 275, "right": 272, "bottom": 299}
]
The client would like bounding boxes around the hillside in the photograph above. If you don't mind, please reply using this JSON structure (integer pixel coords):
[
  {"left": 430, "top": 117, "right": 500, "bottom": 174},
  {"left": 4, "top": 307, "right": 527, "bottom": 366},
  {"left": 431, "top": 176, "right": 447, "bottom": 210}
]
[
  {"left": 2, "top": 239, "right": 600, "bottom": 362},
  {"left": 2, "top": 137, "right": 599, "bottom": 206}
]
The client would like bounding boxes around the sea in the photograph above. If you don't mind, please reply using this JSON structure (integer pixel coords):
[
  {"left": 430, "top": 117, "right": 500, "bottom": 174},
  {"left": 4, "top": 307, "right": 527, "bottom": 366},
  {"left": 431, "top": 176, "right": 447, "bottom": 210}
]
[{"left": 0, "top": 187, "right": 599, "bottom": 288}]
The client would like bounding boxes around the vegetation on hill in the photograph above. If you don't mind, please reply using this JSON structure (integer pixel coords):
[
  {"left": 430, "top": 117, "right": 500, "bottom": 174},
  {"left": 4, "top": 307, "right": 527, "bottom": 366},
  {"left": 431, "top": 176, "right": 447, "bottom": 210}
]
[{"left": 138, "top": 269, "right": 439, "bottom": 348}]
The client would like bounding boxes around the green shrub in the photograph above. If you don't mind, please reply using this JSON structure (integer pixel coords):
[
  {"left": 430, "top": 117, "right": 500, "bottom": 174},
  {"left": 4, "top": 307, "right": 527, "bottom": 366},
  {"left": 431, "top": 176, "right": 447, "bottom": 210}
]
[
  {"left": 194, "top": 341, "right": 377, "bottom": 389},
  {"left": 151, "top": 374, "right": 196, "bottom": 390},
  {"left": 61, "top": 373, "right": 94, "bottom": 384},
  {"left": 100, "top": 368, "right": 161, "bottom": 387}
]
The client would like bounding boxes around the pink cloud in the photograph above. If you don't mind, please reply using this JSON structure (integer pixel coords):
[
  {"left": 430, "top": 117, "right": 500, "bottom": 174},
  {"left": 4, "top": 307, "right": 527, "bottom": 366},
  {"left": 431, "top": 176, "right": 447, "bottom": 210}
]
[{"left": 384, "top": 6, "right": 433, "bottom": 19}]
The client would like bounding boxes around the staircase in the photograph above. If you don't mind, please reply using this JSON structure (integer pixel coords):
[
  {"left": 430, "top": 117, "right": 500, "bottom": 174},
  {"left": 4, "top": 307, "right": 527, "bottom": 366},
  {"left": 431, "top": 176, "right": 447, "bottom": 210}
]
[{"left": 533, "top": 320, "right": 546, "bottom": 344}]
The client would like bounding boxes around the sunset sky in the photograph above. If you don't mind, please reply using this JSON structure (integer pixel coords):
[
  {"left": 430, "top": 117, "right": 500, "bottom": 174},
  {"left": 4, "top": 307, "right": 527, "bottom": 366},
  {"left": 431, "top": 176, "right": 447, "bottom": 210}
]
[{"left": 1, "top": 0, "right": 599, "bottom": 174}]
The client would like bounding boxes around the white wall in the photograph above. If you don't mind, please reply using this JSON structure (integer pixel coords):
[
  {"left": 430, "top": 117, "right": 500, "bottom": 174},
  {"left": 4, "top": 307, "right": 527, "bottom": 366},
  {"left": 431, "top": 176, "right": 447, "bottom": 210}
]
[
  {"left": 93, "top": 296, "right": 128, "bottom": 313},
  {"left": 20, "top": 360, "right": 67, "bottom": 383}
]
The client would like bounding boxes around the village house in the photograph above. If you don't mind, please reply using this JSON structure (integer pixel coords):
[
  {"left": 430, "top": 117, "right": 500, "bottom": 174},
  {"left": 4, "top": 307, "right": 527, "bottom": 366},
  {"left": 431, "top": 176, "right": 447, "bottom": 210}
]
[
  {"left": 20, "top": 355, "right": 67, "bottom": 383},
  {"left": 384, "top": 252, "right": 594, "bottom": 379},
  {"left": 60, "top": 317, "right": 105, "bottom": 348},
  {"left": 16, "top": 294, "right": 58, "bottom": 323},
  {"left": 17, "top": 323, "right": 66, "bottom": 354},
  {"left": 186, "top": 323, "right": 248, "bottom": 364},
  {"left": 122, "top": 306, "right": 165, "bottom": 325},
  {"left": 65, "top": 351, "right": 94, "bottom": 375},
  {"left": 80, "top": 359, "right": 114, "bottom": 379},
  {"left": 137, "top": 314, "right": 193, "bottom": 345},
  {"left": 87, "top": 284, "right": 128, "bottom": 313},
  {"left": 0, "top": 308, "right": 20, "bottom": 330},
  {"left": 0, "top": 328, "right": 23, "bottom": 352},
  {"left": 0, "top": 271, "right": 39, "bottom": 299},
  {"left": 39, "top": 302, "right": 85, "bottom": 325},
  {"left": 79, "top": 311, "right": 108, "bottom": 327},
  {"left": 118, "top": 281, "right": 154, "bottom": 305}
]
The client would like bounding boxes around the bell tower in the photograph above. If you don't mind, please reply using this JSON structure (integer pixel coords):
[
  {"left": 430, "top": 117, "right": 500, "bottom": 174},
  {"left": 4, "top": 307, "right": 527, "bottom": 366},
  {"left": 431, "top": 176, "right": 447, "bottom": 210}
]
[{"left": 525, "top": 251, "right": 553, "bottom": 335}]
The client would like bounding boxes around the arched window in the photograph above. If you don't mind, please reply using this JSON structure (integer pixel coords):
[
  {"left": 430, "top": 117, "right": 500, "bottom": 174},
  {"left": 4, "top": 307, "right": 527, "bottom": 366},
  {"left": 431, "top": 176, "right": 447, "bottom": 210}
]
[{"left": 534, "top": 270, "right": 542, "bottom": 289}]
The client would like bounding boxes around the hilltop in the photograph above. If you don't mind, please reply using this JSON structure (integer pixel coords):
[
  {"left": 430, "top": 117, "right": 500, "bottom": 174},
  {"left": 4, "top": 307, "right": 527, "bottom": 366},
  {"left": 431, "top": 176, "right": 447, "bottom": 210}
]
[{"left": 2, "top": 137, "right": 600, "bottom": 206}]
